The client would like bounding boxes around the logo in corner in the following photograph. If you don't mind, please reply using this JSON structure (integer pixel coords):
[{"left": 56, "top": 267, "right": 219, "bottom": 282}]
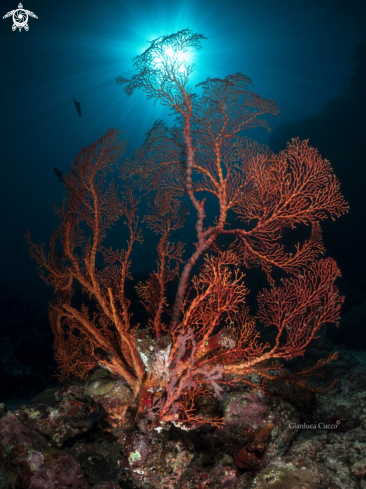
[{"left": 3, "top": 3, "right": 38, "bottom": 32}]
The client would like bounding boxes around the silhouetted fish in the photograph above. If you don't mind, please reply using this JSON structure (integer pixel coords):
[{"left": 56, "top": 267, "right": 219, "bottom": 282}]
[
  {"left": 69, "top": 93, "right": 82, "bottom": 117},
  {"left": 53, "top": 167, "right": 64, "bottom": 182}
]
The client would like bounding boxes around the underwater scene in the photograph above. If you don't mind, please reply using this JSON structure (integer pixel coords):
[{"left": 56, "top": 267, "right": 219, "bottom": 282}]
[{"left": 1, "top": 0, "right": 366, "bottom": 487}]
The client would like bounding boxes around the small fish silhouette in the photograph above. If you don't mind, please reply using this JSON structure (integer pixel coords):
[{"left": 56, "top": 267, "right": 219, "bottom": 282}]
[
  {"left": 53, "top": 167, "right": 64, "bottom": 182},
  {"left": 69, "top": 93, "right": 82, "bottom": 117}
]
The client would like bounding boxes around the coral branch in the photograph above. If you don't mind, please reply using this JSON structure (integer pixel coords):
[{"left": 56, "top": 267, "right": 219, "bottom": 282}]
[{"left": 28, "top": 30, "right": 348, "bottom": 432}]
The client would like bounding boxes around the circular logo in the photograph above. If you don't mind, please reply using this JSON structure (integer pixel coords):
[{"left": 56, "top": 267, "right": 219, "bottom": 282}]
[
  {"left": 12, "top": 8, "right": 28, "bottom": 31},
  {"left": 3, "top": 3, "right": 38, "bottom": 32}
]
